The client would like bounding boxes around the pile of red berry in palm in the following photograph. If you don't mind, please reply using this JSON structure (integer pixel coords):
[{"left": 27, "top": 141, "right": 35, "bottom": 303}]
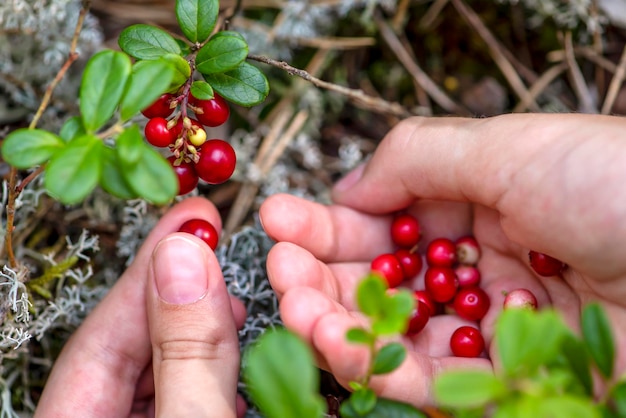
[{"left": 141, "top": 92, "right": 236, "bottom": 195}]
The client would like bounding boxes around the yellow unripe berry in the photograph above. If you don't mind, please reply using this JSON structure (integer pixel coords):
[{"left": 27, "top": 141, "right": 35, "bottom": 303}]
[{"left": 188, "top": 126, "right": 207, "bottom": 146}]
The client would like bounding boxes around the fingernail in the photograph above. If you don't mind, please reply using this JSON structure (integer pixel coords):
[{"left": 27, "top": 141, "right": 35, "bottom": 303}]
[
  {"left": 334, "top": 163, "right": 365, "bottom": 192},
  {"left": 152, "top": 236, "right": 209, "bottom": 304}
]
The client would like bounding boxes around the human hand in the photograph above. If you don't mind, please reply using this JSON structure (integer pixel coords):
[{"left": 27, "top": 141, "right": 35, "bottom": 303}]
[
  {"left": 35, "top": 197, "right": 247, "bottom": 418},
  {"left": 259, "top": 113, "right": 626, "bottom": 407}
]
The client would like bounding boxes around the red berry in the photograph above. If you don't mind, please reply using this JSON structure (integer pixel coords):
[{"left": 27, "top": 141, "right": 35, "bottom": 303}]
[
  {"left": 450, "top": 326, "right": 484, "bottom": 357},
  {"left": 371, "top": 253, "right": 404, "bottom": 288},
  {"left": 455, "top": 236, "right": 481, "bottom": 265},
  {"left": 455, "top": 265, "right": 481, "bottom": 288},
  {"left": 413, "top": 290, "right": 437, "bottom": 316},
  {"left": 405, "top": 301, "right": 431, "bottom": 336},
  {"left": 453, "top": 287, "right": 490, "bottom": 321},
  {"left": 390, "top": 213, "right": 421, "bottom": 248},
  {"left": 503, "top": 288, "right": 538, "bottom": 310},
  {"left": 528, "top": 250, "right": 566, "bottom": 277},
  {"left": 168, "top": 156, "right": 198, "bottom": 195},
  {"left": 141, "top": 93, "right": 175, "bottom": 119},
  {"left": 424, "top": 266, "right": 458, "bottom": 303},
  {"left": 426, "top": 238, "right": 457, "bottom": 267},
  {"left": 144, "top": 117, "right": 174, "bottom": 148},
  {"left": 190, "top": 93, "right": 230, "bottom": 127},
  {"left": 195, "top": 139, "right": 237, "bottom": 184},
  {"left": 394, "top": 249, "right": 423, "bottom": 279},
  {"left": 178, "top": 219, "right": 219, "bottom": 250}
]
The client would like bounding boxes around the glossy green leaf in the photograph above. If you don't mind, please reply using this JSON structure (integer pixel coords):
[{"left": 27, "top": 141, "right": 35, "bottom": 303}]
[
  {"left": 341, "top": 397, "right": 427, "bottom": 418},
  {"left": 538, "top": 395, "right": 600, "bottom": 418},
  {"left": 99, "top": 146, "right": 137, "bottom": 200},
  {"left": 44, "top": 135, "right": 103, "bottom": 204},
  {"left": 161, "top": 53, "right": 192, "bottom": 93},
  {"left": 581, "top": 303, "right": 615, "bottom": 379},
  {"left": 116, "top": 125, "right": 144, "bottom": 165},
  {"left": 204, "top": 61, "right": 269, "bottom": 107},
  {"left": 1, "top": 128, "right": 65, "bottom": 169},
  {"left": 196, "top": 31, "right": 248, "bottom": 74},
  {"left": 346, "top": 327, "right": 375, "bottom": 346},
  {"left": 80, "top": 50, "right": 132, "bottom": 133},
  {"left": 434, "top": 370, "right": 507, "bottom": 409},
  {"left": 190, "top": 80, "right": 214, "bottom": 100},
  {"left": 119, "top": 60, "right": 175, "bottom": 121},
  {"left": 119, "top": 143, "right": 177, "bottom": 205},
  {"left": 175, "top": 0, "right": 219, "bottom": 43},
  {"left": 372, "top": 342, "right": 406, "bottom": 375},
  {"left": 348, "top": 388, "right": 377, "bottom": 416},
  {"left": 59, "top": 116, "right": 86, "bottom": 143},
  {"left": 609, "top": 380, "right": 626, "bottom": 417},
  {"left": 118, "top": 24, "right": 181, "bottom": 60},
  {"left": 243, "top": 328, "right": 326, "bottom": 418},
  {"left": 371, "top": 290, "right": 414, "bottom": 336}
]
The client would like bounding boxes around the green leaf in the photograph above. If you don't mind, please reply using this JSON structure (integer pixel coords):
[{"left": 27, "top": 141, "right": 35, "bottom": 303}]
[
  {"left": 558, "top": 332, "right": 593, "bottom": 395},
  {"left": 434, "top": 370, "right": 507, "bottom": 409},
  {"left": 243, "top": 328, "right": 326, "bottom": 418},
  {"left": 538, "top": 395, "right": 601, "bottom": 418},
  {"left": 116, "top": 125, "right": 144, "bottom": 165},
  {"left": 1, "top": 128, "right": 65, "bottom": 169},
  {"left": 341, "top": 397, "right": 428, "bottom": 418},
  {"left": 59, "top": 116, "right": 86, "bottom": 143},
  {"left": 204, "top": 61, "right": 269, "bottom": 107},
  {"left": 119, "top": 60, "right": 175, "bottom": 121},
  {"left": 196, "top": 31, "right": 248, "bottom": 74},
  {"left": 581, "top": 303, "right": 615, "bottom": 379},
  {"left": 161, "top": 53, "right": 192, "bottom": 93},
  {"left": 371, "top": 290, "right": 415, "bottom": 336},
  {"left": 175, "top": 0, "right": 219, "bottom": 43},
  {"left": 608, "top": 380, "right": 626, "bottom": 417},
  {"left": 346, "top": 327, "right": 375, "bottom": 346},
  {"left": 372, "top": 342, "right": 406, "bottom": 375},
  {"left": 496, "top": 308, "right": 568, "bottom": 377},
  {"left": 356, "top": 274, "right": 387, "bottom": 317},
  {"left": 80, "top": 50, "right": 132, "bottom": 133},
  {"left": 118, "top": 24, "right": 181, "bottom": 60},
  {"left": 44, "top": 135, "right": 103, "bottom": 204},
  {"left": 99, "top": 146, "right": 138, "bottom": 200},
  {"left": 190, "top": 80, "right": 214, "bottom": 100},
  {"left": 119, "top": 143, "right": 177, "bottom": 205},
  {"left": 347, "top": 388, "right": 377, "bottom": 416}
]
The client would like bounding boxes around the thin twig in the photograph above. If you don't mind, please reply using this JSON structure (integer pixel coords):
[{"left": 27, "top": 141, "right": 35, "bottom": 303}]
[
  {"left": 601, "top": 45, "right": 626, "bottom": 115},
  {"left": 418, "top": 0, "right": 450, "bottom": 30},
  {"left": 513, "top": 62, "right": 568, "bottom": 112},
  {"left": 247, "top": 54, "right": 413, "bottom": 118},
  {"left": 564, "top": 31, "right": 597, "bottom": 113}
]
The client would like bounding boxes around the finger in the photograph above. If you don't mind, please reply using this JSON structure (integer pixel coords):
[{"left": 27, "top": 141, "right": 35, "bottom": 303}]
[
  {"left": 147, "top": 233, "right": 240, "bottom": 417},
  {"left": 332, "top": 114, "right": 626, "bottom": 278},
  {"left": 35, "top": 197, "right": 222, "bottom": 417}
]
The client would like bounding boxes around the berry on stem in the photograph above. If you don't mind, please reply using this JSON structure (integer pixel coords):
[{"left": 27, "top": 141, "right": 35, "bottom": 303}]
[
  {"left": 144, "top": 117, "right": 174, "bottom": 148},
  {"left": 168, "top": 156, "right": 198, "bottom": 196},
  {"left": 190, "top": 93, "right": 230, "bottom": 127},
  {"left": 426, "top": 238, "right": 457, "bottom": 267},
  {"left": 178, "top": 219, "right": 219, "bottom": 250},
  {"left": 188, "top": 125, "right": 207, "bottom": 147},
  {"left": 453, "top": 287, "right": 490, "bottom": 321},
  {"left": 195, "top": 139, "right": 237, "bottom": 184},
  {"left": 390, "top": 213, "right": 421, "bottom": 248},
  {"left": 424, "top": 266, "right": 458, "bottom": 303},
  {"left": 528, "top": 250, "right": 566, "bottom": 277},
  {"left": 141, "top": 93, "right": 175, "bottom": 119},
  {"left": 371, "top": 253, "right": 404, "bottom": 288},
  {"left": 450, "top": 326, "right": 485, "bottom": 357}
]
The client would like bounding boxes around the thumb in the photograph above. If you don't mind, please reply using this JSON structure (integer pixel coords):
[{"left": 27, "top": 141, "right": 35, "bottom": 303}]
[{"left": 147, "top": 233, "right": 240, "bottom": 417}]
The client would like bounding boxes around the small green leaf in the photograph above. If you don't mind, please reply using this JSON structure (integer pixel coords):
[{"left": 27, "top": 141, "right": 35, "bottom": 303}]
[
  {"left": 581, "top": 303, "right": 615, "bottom": 379},
  {"left": 175, "top": 0, "right": 219, "bottom": 43},
  {"left": 196, "top": 31, "right": 248, "bottom": 74},
  {"left": 99, "top": 146, "right": 137, "bottom": 200},
  {"left": 59, "top": 116, "right": 86, "bottom": 143},
  {"left": 371, "top": 290, "right": 414, "bottom": 336},
  {"left": 118, "top": 24, "right": 181, "bottom": 60},
  {"left": 356, "top": 274, "right": 387, "bottom": 317},
  {"left": 346, "top": 327, "right": 375, "bottom": 346},
  {"left": 372, "top": 342, "right": 406, "bottom": 375},
  {"left": 119, "top": 60, "right": 175, "bottom": 121},
  {"left": 538, "top": 395, "right": 601, "bottom": 418},
  {"left": 348, "top": 388, "right": 377, "bottom": 416},
  {"left": 609, "top": 380, "right": 626, "bottom": 417},
  {"left": 161, "top": 53, "right": 192, "bottom": 93},
  {"left": 434, "top": 370, "right": 507, "bottom": 409},
  {"left": 44, "top": 135, "right": 103, "bottom": 204},
  {"left": 243, "top": 328, "right": 326, "bottom": 418},
  {"left": 119, "top": 143, "right": 177, "bottom": 205},
  {"left": 558, "top": 332, "right": 593, "bottom": 395},
  {"left": 116, "top": 125, "right": 144, "bottom": 165},
  {"left": 190, "top": 80, "right": 214, "bottom": 100},
  {"left": 80, "top": 50, "right": 132, "bottom": 132},
  {"left": 2, "top": 128, "right": 65, "bottom": 168},
  {"left": 204, "top": 61, "right": 269, "bottom": 107},
  {"left": 341, "top": 397, "right": 427, "bottom": 418}
]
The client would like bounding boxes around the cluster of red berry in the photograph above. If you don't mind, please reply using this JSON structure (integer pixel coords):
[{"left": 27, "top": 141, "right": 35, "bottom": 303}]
[
  {"left": 370, "top": 213, "right": 488, "bottom": 358},
  {"left": 141, "top": 92, "right": 236, "bottom": 195}
]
